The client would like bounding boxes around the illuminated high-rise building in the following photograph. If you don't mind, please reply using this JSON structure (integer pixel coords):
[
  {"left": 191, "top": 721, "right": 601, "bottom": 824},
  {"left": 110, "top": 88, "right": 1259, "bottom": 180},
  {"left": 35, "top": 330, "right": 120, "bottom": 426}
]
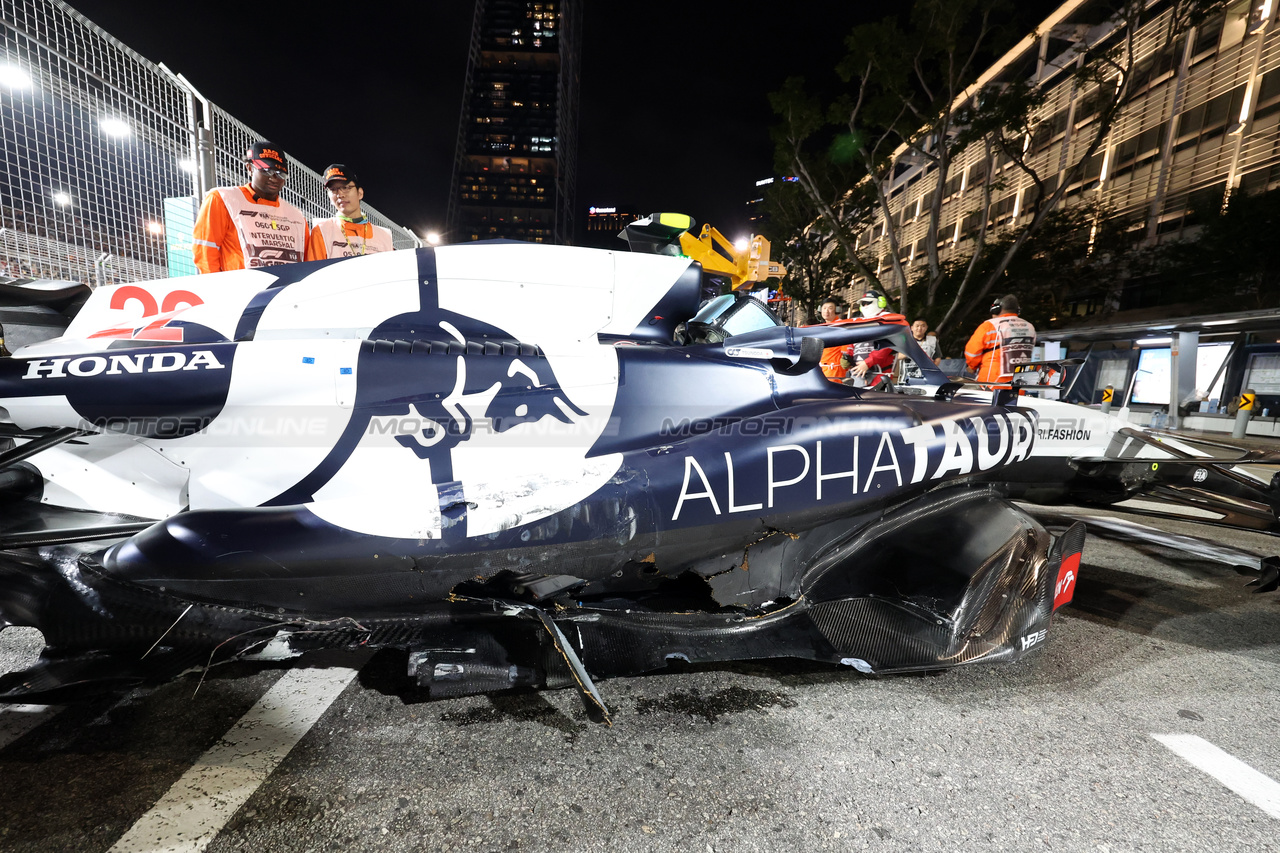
[{"left": 446, "top": 0, "right": 581, "bottom": 245}]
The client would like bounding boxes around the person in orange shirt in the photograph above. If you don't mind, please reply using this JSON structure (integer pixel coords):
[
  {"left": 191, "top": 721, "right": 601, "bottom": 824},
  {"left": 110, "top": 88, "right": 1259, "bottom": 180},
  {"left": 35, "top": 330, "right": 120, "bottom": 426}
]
[
  {"left": 813, "top": 297, "right": 849, "bottom": 380},
  {"left": 964, "top": 294, "right": 1037, "bottom": 383},
  {"left": 192, "top": 141, "right": 309, "bottom": 274},
  {"left": 305, "top": 164, "right": 394, "bottom": 260}
]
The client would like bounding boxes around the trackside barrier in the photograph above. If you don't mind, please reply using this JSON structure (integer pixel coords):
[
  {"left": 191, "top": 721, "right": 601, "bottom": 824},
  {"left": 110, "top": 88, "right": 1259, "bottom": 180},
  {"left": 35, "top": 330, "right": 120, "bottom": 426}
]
[{"left": 0, "top": 1, "right": 419, "bottom": 290}]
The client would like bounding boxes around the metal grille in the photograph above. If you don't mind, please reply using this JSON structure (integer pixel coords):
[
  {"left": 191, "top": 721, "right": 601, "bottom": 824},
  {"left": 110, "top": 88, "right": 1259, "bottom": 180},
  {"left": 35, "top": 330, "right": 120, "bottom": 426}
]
[
  {"left": 0, "top": 0, "right": 417, "bottom": 289},
  {"left": 201, "top": 102, "right": 417, "bottom": 251}
]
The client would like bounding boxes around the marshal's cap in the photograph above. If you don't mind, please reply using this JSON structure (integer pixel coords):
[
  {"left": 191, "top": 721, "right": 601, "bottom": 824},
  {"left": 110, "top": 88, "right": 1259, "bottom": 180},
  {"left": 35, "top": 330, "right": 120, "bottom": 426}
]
[
  {"left": 245, "top": 141, "right": 286, "bottom": 169},
  {"left": 322, "top": 164, "right": 359, "bottom": 187}
]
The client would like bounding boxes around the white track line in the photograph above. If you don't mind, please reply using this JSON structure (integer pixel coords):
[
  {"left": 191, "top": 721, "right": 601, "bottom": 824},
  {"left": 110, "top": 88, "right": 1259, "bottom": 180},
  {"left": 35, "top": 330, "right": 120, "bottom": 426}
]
[
  {"left": 0, "top": 704, "right": 63, "bottom": 751},
  {"left": 1153, "top": 734, "right": 1280, "bottom": 819},
  {"left": 108, "top": 666, "right": 359, "bottom": 853}
]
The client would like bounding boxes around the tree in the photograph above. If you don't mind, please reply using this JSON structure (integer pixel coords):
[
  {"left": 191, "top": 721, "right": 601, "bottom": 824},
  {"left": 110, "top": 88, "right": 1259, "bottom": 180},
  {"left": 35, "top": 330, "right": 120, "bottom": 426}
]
[
  {"left": 911, "top": 201, "right": 1153, "bottom": 354},
  {"left": 757, "top": 179, "right": 857, "bottom": 324},
  {"left": 771, "top": 0, "right": 1228, "bottom": 334},
  {"left": 768, "top": 79, "right": 879, "bottom": 315},
  {"left": 1156, "top": 186, "right": 1280, "bottom": 311}
]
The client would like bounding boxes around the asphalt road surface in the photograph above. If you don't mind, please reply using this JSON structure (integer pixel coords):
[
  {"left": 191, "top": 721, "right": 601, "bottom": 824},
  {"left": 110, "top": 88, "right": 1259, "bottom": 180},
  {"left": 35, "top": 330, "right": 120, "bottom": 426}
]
[{"left": 1, "top": 505, "right": 1278, "bottom": 853}]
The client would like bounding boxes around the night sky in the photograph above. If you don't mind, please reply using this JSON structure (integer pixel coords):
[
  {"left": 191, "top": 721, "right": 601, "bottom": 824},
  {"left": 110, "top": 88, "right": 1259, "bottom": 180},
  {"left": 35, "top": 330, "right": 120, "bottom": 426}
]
[{"left": 63, "top": 1, "right": 1051, "bottom": 243}]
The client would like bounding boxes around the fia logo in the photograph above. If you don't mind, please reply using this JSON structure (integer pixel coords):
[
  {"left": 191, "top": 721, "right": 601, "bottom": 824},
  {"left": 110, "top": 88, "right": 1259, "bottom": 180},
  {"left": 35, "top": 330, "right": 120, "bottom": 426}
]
[{"left": 1192, "top": 468, "right": 1208, "bottom": 483}]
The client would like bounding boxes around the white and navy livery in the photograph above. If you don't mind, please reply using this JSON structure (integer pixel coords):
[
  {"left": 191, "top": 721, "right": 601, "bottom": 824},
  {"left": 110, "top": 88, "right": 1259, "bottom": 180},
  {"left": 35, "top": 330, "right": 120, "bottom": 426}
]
[
  {"left": 0, "top": 244, "right": 1083, "bottom": 717},
  {"left": 950, "top": 388, "right": 1280, "bottom": 541}
]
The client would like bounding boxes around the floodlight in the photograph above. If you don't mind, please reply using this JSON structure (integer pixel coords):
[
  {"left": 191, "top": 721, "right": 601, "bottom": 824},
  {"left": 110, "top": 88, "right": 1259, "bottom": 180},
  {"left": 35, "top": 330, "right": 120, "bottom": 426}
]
[
  {"left": 0, "top": 64, "right": 32, "bottom": 89},
  {"left": 99, "top": 117, "right": 132, "bottom": 138}
]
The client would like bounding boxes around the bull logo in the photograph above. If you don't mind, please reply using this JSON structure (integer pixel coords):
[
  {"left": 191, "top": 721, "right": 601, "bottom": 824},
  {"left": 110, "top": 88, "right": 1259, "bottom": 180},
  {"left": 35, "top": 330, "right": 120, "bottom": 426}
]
[
  {"left": 386, "top": 323, "right": 588, "bottom": 474},
  {"left": 265, "top": 250, "right": 591, "bottom": 542}
]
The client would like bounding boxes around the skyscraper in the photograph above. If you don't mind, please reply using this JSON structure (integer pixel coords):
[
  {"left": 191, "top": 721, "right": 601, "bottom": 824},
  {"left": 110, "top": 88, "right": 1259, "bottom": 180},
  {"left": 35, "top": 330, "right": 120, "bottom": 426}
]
[
  {"left": 581, "top": 204, "right": 640, "bottom": 249},
  {"left": 446, "top": 0, "right": 581, "bottom": 245}
]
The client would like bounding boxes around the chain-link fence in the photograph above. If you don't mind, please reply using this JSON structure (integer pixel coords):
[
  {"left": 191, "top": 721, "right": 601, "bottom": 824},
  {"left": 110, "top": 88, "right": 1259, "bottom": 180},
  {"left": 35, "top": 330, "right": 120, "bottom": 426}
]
[
  {"left": 0, "top": 0, "right": 418, "bottom": 289},
  {"left": 199, "top": 101, "right": 419, "bottom": 252}
]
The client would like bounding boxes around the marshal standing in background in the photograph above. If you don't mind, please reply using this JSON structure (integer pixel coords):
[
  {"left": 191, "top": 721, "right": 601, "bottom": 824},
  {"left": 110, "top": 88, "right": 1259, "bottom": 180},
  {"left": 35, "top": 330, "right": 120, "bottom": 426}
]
[
  {"left": 965, "top": 294, "right": 1036, "bottom": 384},
  {"left": 306, "top": 164, "right": 394, "bottom": 260}
]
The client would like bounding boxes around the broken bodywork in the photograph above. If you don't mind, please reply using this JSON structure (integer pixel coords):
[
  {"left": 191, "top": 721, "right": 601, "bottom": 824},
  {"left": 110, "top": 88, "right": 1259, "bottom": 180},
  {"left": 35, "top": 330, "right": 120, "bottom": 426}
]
[
  {"left": 989, "top": 408, "right": 1280, "bottom": 541},
  {"left": 814, "top": 326, "right": 1280, "bottom": 591},
  {"left": 0, "top": 244, "right": 1082, "bottom": 719}
]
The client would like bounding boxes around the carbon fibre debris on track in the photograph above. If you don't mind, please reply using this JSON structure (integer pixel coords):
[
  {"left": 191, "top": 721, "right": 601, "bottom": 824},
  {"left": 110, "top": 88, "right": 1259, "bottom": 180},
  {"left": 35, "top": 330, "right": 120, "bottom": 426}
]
[{"left": 634, "top": 686, "right": 798, "bottom": 722}]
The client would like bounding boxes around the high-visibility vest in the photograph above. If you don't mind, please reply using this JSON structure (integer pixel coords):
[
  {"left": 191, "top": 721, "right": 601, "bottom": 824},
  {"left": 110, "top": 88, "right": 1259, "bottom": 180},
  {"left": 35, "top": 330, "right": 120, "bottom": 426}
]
[
  {"left": 904, "top": 334, "right": 938, "bottom": 379},
  {"left": 313, "top": 218, "right": 394, "bottom": 258},
  {"left": 214, "top": 188, "right": 308, "bottom": 268},
  {"left": 988, "top": 314, "right": 1036, "bottom": 380},
  {"left": 820, "top": 346, "right": 848, "bottom": 380}
]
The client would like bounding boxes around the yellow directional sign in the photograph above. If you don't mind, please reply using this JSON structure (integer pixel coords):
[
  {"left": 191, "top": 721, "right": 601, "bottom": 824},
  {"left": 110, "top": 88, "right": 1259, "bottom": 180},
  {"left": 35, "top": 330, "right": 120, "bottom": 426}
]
[
  {"left": 1101, "top": 386, "right": 1113, "bottom": 403},
  {"left": 1239, "top": 392, "right": 1256, "bottom": 411}
]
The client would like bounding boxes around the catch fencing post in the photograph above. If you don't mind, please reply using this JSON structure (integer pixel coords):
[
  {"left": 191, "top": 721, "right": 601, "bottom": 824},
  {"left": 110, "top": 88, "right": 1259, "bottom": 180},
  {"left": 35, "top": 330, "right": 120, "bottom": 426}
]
[{"left": 197, "top": 126, "right": 217, "bottom": 199}]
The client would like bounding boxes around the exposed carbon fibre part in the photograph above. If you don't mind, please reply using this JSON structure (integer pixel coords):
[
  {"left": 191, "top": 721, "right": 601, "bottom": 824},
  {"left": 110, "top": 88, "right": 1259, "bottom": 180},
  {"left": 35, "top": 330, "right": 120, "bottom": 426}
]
[
  {"left": 0, "top": 427, "right": 87, "bottom": 470},
  {"left": 0, "top": 462, "right": 40, "bottom": 502},
  {"left": 1249, "top": 556, "right": 1280, "bottom": 593},
  {"left": 0, "top": 248, "right": 1080, "bottom": 713},
  {"left": 0, "top": 492, "right": 1077, "bottom": 706}
]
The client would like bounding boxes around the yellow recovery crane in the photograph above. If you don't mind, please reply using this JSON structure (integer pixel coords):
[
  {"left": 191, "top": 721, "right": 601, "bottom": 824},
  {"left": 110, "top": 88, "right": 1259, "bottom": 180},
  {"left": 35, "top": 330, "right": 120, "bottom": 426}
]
[{"left": 618, "top": 213, "right": 785, "bottom": 291}]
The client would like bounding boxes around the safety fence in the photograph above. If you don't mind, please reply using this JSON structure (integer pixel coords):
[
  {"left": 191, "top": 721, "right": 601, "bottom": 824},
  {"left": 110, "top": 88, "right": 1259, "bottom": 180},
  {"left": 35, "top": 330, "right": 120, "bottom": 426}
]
[{"left": 0, "top": 0, "right": 418, "bottom": 288}]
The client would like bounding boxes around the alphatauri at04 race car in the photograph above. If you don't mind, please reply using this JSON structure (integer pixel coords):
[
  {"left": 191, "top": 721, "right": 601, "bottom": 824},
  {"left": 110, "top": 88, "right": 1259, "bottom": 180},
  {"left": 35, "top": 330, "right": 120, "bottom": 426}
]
[{"left": 0, "top": 239, "right": 1083, "bottom": 721}]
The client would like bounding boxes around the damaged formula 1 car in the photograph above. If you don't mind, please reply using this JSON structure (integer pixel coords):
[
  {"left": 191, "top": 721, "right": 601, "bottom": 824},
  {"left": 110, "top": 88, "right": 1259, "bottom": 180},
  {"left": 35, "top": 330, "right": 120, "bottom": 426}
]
[
  {"left": 987, "top": 387, "right": 1280, "bottom": 593},
  {"left": 820, "top": 326, "right": 1280, "bottom": 592},
  {"left": 0, "top": 232, "right": 1084, "bottom": 721}
]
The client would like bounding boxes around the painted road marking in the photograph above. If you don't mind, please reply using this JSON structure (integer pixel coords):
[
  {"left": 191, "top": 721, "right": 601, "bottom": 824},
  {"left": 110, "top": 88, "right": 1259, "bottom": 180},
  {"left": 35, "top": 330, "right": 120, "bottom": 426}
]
[
  {"left": 1153, "top": 734, "right": 1280, "bottom": 819},
  {"left": 0, "top": 704, "right": 62, "bottom": 751},
  {"left": 107, "top": 665, "right": 360, "bottom": 853}
]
